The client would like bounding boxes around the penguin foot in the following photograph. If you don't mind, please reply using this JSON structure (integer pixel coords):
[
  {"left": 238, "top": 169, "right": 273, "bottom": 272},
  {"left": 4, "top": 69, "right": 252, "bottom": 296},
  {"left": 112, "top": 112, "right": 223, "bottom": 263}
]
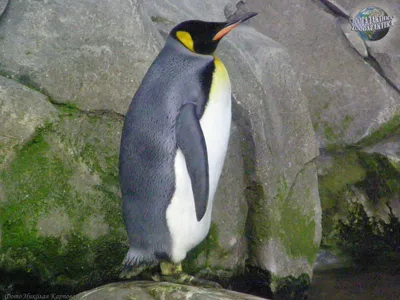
[
  {"left": 157, "top": 273, "right": 222, "bottom": 288},
  {"left": 160, "top": 261, "right": 183, "bottom": 275},
  {"left": 157, "top": 262, "right": 222, "bottom": 288}
]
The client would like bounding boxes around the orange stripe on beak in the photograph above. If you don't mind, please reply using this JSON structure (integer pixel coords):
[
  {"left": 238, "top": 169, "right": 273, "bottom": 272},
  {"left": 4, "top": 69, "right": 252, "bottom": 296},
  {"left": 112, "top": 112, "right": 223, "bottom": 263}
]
[{"left": 212, "top": 23, "right": 240, "bottom": 41}]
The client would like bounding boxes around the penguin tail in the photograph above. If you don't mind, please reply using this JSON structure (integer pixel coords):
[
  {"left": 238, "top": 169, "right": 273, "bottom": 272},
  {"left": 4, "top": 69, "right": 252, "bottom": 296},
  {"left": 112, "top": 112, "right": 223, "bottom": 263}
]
[{"left": 119, "top": 248, "right": 158, "bottom": 279}]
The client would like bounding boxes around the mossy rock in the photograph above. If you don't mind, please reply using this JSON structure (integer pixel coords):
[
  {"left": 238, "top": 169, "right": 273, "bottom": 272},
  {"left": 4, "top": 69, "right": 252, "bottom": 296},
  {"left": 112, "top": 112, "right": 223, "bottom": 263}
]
[
  {"left": 318, "top": 149, "right": 400, "bottom": 265},
  {"left": 247, "top": 162, "right": 321, "bottom": 278},
  {"left": 0, "top": 113, "right": 127, "bottom": 295},
  {"left": 336, "top": 201, "right": 400, "bottom": 267},
  {"left": 72, "top": 281, "right": 268, "bottom": 300}
]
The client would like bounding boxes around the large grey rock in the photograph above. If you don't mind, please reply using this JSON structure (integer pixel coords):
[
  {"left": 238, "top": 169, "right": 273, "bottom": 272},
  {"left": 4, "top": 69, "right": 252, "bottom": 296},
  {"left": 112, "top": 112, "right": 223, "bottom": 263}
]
[
  {"left": 145, "top": 0, "right": 236, "bottom": 23},
  {"left": 253, "top": 161, "right": 321, "bottom": 278},
  {"left": 0, "top": 0, "right": 163, "bottom": 115},
  {"left": 222, "top": 27, "right": 320, "bottom": 281},
  {"left": 0, "top": 75, "right": 58, "bottom": 168},
  {"left": 246, "top": 0, "right": 400, "bottom": 148},
  {"left": 143, "top": 0, "right": 321, "bottom": 289},
  {"left": 72, "top": 281, "right": 269, "bottom": 300}
]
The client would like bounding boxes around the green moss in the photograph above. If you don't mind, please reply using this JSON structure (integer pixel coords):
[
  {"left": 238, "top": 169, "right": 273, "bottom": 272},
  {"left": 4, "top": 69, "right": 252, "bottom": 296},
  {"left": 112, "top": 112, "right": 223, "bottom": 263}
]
[
  {"left": 0, "top": 117, "right": 125, "bottom": 294},
  {"left": 246, "top": 182, "right": 270, "bottom": 245},
  {"left": 150, "top": 16, "right": 172, "bottom": 24},
  {"left": 147, "top": 284, "right": 185, "bottom": 299},
  {"left": 0, "top": 126, "right": 73, "bottom": 239},
  {"left": 323, "top": 124, "right": 338, "bottom": 142},
  {"left": 336, "top": 201, "right": 400, "bottom": 266},
  {"left": 342, "top": 115, "right": 354, "bottom": 131},
  {"left": 318, "top": 151, "right": 365, "bottom": 248},
  {"left": 319, "top": 151, "right": 366, "bottom": 204},
  {"left": 55, "top": 115, "right": 120, "bottom": 179},
  {"left": 356, "top": 151, "right": 400, "bottom": 202},
  {"left": 319, "top": 150, "right": 400, "bottom": 256},
  {"left": 182, "top": 222, "right": 230, "bottom": 273},
  {"left": 95, "top": 183, "right": 124, "bottom": 229},
  {"left": 275, "top": 177, "right": 318, "bottom": 265},
  {"left": 280, "top": 200, "right": 318, "bottom": 265},
  {"left": 0, "top": 233, "right": 126, "bottom": 294},
  {"left": 272, "top": 273, "right": 311, "bottom": 300},
  {"left": 357, "top": 114, "right": 400, "bottom": 147},
  {"left": 247, "top": 177, "right": 318, "bottom": 265},
  {"left": 56, "top": 101, "right": 80, "bottom": 116}
]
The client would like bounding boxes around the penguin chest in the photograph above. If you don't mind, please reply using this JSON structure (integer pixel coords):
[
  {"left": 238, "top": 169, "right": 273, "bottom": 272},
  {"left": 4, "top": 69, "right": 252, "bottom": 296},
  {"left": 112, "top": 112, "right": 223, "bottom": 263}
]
[
  {"left": 166, "top": 58, "right": 232, "bottom": 263},
  {"left": 199, "top": 57, "right": 232, "bottom": 215}
]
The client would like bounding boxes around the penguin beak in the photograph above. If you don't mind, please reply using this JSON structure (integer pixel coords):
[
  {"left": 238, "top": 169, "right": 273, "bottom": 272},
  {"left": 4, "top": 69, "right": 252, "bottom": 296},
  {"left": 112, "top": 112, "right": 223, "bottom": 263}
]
[{"left": 212, "top": 12, "right": 258, "bottom": 41}]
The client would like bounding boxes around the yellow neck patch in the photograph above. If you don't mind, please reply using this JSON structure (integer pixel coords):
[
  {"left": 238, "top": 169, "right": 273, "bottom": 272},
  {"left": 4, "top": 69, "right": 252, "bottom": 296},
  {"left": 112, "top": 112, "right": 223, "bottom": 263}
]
[
  {"left": 176, "top": 31, "right": 194, "bottom": 52},
  {"left": 213, "top": 56, "right": 229, "bottom": 81}
]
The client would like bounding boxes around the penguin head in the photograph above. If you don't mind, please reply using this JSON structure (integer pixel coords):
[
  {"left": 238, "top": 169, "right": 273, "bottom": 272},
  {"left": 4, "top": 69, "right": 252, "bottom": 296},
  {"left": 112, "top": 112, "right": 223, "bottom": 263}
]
[{"left": 170, "top": 12, "right": 257, "bottom": 55}]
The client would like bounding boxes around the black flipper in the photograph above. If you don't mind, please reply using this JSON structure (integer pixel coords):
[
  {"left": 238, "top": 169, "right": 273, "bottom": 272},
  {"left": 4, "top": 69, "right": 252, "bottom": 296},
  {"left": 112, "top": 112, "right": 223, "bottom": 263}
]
[{"left": 176, "top": 103, "right": 209, "bottom": 222}]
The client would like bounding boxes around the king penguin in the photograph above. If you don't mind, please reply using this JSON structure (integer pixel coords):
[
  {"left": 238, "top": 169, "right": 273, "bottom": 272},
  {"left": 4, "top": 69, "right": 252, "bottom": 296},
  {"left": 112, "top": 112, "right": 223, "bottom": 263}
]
[{"left": 119, "top": 12, "right": 257, "bottom": 280}]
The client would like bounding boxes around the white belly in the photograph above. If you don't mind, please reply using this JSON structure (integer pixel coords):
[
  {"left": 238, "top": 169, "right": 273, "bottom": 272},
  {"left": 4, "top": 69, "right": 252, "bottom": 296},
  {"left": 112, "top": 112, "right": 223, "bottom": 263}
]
[{"left": 166, "top": 59, "right": 232, "bottom": 262}]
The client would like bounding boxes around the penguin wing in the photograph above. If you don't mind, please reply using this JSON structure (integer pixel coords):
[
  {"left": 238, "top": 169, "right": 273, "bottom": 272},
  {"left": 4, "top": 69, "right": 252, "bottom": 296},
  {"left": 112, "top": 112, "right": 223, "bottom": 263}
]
[{"left": 176, "top": 103, "right": 209, "bottom": 222}]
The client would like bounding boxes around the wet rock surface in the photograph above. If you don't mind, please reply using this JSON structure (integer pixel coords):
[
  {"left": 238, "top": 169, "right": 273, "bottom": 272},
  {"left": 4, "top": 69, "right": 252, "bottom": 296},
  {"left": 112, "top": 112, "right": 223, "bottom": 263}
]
[{"left": 72, "top": 281, "right": 270, "bottom": 300}]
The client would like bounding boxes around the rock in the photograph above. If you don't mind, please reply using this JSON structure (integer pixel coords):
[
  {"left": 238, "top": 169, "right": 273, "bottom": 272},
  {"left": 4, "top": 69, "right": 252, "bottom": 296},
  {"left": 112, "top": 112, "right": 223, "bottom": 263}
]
[
  {"left": 246, "top": 0, "right": 400, "bottom": 148},
  {"left": 0, "top": 111, "right": 127, "bottom": 292},
  {"left": 317, "top": 150, "right": 400, "bottom": 265},
  {"left": 336, "top": 0, "right": 400, "bottom": 90},
  {"left": 221, "top": 27, "right": 320, "bottom": 286},
  {"left": 145, "top": 0, "right": 236, "bottom": 22},
  {"left": 0, "top": 0, "right": 9, "bottom": 18},
  {"left": 0, "top": 75, "right": 58, "bottom": 168},
  {"left": 320, "top": 0, "right": 350, "bottom": 18},
  {"left": 144, "top": 1, "right": 321, "bottom": 296},
  {"left": 0, "top": 0, "right": 163, "bottom": 115},
  {"left": 252, "top": 161, "right": 321, "bottom": 279},
  {"left": 363, "top": 133, "right": 400, "bottom": 168},
  {"left": 72, "top": 281, "right": 269, "bottom": 300}
]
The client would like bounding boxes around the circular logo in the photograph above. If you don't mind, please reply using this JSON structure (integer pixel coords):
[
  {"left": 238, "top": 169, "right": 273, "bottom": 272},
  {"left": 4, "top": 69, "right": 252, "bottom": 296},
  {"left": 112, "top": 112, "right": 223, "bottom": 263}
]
[{"left": 350, "top": 6, "right": 394, "bottom": 41}]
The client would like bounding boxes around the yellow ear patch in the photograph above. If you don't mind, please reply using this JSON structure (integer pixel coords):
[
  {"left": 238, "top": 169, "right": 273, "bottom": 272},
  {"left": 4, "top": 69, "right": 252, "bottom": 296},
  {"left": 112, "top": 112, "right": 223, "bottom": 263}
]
[{"left": 176, "top": 31, "right": 194, "bottom": 52}]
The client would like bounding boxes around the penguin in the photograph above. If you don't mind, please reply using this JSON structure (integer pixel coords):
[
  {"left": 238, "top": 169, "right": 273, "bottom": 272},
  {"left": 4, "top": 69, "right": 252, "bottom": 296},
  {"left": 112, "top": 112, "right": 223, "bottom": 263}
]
[{"left": 119, "top": 12, "right": 257, "bottom": 278}]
